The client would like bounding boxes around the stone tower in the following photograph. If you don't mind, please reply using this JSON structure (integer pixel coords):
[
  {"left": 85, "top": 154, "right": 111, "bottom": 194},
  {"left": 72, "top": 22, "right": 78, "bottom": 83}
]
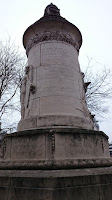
[
  {"left": 0, "top": 4, "right": 112, "bottom": 200},
  {"left": 17, "top": 3, "right": 93, "bottom": 131}
]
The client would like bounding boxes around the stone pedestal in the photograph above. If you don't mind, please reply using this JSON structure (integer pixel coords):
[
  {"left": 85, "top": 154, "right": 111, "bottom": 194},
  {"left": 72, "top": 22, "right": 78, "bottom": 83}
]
[
  {"left": 0, "top": 168, "right": 112, "bottom": 200},
  {"left": 0, "top": 128, "right": 112, "bottom": 199},
  {"left": 0, "top": 128, "right": 111, "bottom": 170}
]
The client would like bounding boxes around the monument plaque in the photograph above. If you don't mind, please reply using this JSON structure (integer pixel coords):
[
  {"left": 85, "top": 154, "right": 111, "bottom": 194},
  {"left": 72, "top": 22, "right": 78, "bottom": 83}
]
[{"left": 11, "top": 135, "right": 45, "bottom": 160}]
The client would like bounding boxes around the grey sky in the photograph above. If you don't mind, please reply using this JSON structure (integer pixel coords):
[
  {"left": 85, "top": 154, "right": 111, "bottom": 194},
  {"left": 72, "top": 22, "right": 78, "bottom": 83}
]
[{"left": 1, "top": 0, "right": 112, "bottom": 141}]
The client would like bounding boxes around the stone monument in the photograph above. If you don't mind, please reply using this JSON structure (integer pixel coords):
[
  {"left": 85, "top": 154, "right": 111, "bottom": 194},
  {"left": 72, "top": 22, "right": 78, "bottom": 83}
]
[
  {"left": 18, "top": 3, "right": 93, "bottom": 132},
  {"left": 0, "top": 3, "right": 112, "bottom": 200}
]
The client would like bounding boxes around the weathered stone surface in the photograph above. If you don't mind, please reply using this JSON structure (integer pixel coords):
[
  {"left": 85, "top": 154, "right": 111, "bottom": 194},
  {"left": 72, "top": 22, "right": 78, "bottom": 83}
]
[
  {"left": 0, "top": 168, "right": 112, "bottom": 200},
  {"left": 28, "top": 44, "right": 41, "bottom": 67},
  {"left": 11, "top": 134, "right": 45, "bottom": 160},
  {"left": 17, "top": 9, "right": 93, "bottom": 131},
  {"left": 40, "top": 97, "right": 85, "bottom": 115},
  {"left": 0, "top": 128, "right": 110, "bottom": 169},
  {"left": 18, "top": 115, "right": 94, "bottom": 131},
  {"left": 18, "top": 42, "right": 93, "bottom": 131},
  {"left": 40, "top": 42, "right": 78, "bottom": 68}
]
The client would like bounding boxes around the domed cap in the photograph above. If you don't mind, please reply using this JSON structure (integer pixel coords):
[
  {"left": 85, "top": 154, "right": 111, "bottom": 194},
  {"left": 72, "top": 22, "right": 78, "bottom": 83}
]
[{"left": 23, "top": 3, "right": 82, "bottom": 52}]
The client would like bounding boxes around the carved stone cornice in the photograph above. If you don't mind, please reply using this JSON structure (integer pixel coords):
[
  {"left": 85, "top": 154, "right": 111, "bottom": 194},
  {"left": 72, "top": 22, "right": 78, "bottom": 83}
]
[{"left": 26, "top": 31, "right": 79, "bottom": 55}]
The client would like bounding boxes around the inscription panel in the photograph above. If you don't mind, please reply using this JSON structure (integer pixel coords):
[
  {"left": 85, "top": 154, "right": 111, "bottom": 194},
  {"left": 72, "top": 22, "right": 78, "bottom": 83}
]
[
  {"left": 11, "top": 135, "right": 45, "bottom": 160},
  {"left": 55, "top": 134, "right": 104, "bottom": 159},
  {"left": 36, "top": 65, "right": 81, "bottom": 99},
  {"left": 41, "top": 42, "right": 79, "bottom": 70}
]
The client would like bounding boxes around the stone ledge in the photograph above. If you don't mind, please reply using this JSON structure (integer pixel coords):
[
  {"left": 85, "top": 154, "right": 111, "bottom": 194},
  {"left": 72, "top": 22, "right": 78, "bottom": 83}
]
[
  {"left": 0, "top": 128, "right": 110, "bottom": 162},
  {"left": 0, "top": 167, "right": 112, "bottom": 178},
  {"left": 10, "top": 127, "right": 108, "bottom": 138},
  {"left": 17, "top": 115, "right": 93, "bottom": 132},
  {"left": 0, "top": 158, "right": 112, "bottom": 170}
]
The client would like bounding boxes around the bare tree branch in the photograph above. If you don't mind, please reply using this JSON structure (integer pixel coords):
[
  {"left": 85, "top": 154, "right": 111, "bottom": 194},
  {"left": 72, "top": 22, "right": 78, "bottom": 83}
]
[
  {"left": 83, "top": 58, "right": 112, "bottom": 117},
  {"left": 0, "top": 38, "right": 26, "bottom": 133}
]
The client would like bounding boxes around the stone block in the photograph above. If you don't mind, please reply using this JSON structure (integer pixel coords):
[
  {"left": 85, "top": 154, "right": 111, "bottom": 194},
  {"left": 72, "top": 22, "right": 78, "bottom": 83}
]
[
  {"left": 0, "top": 168, "right": 112, "bottom": 200},
  {"left": 40, "top": 42, "right": 79, "bottom": 70},
  {"left": 24, "top": 98, "right": 40, "bottom": 118},
  {"left": 54, "top": 131, "right": 109, "bottom": 160},
  {"left": 17, "top": 117, "right": 37, "bottom": 131},
  {"left": 40, "top": 96, "right": 87, "bottom": 117},
  {"left": 28, "top": 44, "right": 41, "bottom": 67},
  {"left": 37, "top": 115, "right": 93, "bottom": 130},
  {"left": 10, "top": 133, "right": 45, "bottom": 160},
  {"left": 36, "top": 65, "right": 80, "bottom": 99},
  {"left": 0, "top": 128, "right": 110, "bottom": 166}
]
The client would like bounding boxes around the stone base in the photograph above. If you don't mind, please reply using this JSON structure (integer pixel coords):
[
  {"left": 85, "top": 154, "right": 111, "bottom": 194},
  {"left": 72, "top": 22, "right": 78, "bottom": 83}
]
[
  {"left": 0, "top": 167, "right": 112, "bottom": 200},
  {"left": 0, "top": 128, "right": 110, "bottom": 169},
  {"left": 17, "top": 115, "right": 93, "bottom": 132},
  {"left": 0, "top": 128, "right": 112, "bottom": 199},
  {"left": 0, "top": 128, "right": 111, "bottom": 169}
]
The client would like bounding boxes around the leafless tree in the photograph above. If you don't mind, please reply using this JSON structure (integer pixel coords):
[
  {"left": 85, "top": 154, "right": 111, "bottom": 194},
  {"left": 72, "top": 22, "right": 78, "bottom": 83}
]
[
  {"left": 83, "top": 58, "right": 112, "bottom": 118},
  {"left": 0, "top": 38, "right": 26, "bottom": 133}
]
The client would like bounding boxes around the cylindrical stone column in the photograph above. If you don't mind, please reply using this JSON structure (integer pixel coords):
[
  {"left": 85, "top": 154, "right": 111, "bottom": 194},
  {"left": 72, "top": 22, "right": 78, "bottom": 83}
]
[{"left": 17, "top": 4, "right": 93, "bottom": 131}]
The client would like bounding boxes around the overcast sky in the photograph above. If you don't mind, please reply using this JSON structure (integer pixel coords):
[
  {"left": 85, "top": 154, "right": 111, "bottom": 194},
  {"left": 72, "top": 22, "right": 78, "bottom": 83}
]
[{"left": 1, "top": 0, "right": 112, "bottom": 141}]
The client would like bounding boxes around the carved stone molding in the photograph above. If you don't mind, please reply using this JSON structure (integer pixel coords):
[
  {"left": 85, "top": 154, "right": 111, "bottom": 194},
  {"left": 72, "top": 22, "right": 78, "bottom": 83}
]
[
  {"left": 0, "top": 158, "right": 112, "bottom": 170},
  {"left": 26, "top": 31, "right": 79, "bottom": 55}
]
